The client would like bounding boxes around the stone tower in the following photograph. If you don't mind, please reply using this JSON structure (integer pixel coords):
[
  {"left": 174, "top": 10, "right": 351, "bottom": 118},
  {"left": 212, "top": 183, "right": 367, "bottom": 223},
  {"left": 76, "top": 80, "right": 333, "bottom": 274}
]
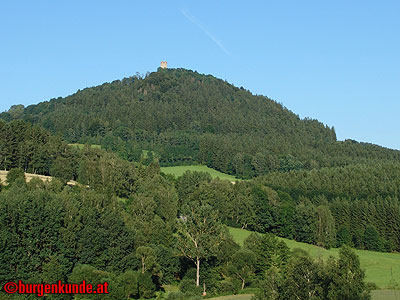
[{"left": 160, "top": 61, "right": 167, "bottom": 69}]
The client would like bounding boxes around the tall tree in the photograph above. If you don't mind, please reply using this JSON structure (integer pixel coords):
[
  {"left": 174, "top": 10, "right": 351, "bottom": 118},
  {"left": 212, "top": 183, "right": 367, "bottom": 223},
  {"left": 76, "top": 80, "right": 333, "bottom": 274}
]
[
  {"left": 176, "top": 204, "right": 227, "bottom": 287},
  {"left": 228, "top": 249, "right": 256, "bottom": 290},
  {"left": 327, "top": 245, "right": 371, "bottom": 300}
]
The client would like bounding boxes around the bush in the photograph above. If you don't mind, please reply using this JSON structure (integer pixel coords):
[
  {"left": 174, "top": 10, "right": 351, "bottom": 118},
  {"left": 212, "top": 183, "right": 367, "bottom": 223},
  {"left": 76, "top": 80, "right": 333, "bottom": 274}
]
[
  {"left": 218, "top": 279, "right": 240, "bottom": 294},
  {"left": 179, "top": 279, "right": 202, "bottom": 295},
  {"left": 138, "top": 272, "right": 156, "bottom": 299},
  {"left": 6, "top": 168, "right": 25, "bottom": 185}
]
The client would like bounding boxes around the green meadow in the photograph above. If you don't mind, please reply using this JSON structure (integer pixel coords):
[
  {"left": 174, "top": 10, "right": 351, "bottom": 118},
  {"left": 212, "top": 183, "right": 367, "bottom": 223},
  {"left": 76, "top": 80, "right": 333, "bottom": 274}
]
[
  {"left": 161, "top": 165, "right": 238, "bottom": 181},
  {"left": 371, "top": 290, "right": 400, "bottom": 300},
  {"left": 229, "top": 227, "right": 400, "bottom": 289}
]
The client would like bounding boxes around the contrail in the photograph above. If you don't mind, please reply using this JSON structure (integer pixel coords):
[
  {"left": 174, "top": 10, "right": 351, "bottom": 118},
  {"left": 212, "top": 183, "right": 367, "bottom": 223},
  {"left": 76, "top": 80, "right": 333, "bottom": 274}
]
[{"left": 181, "top": 8, "right": 232, "bottom": 57}]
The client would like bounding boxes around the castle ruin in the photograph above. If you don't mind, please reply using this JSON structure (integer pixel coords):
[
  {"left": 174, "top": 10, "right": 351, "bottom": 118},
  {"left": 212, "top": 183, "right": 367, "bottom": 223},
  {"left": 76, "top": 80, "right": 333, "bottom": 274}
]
[{"left": 160, "top": 61, "right": 167, "bottom": 69}]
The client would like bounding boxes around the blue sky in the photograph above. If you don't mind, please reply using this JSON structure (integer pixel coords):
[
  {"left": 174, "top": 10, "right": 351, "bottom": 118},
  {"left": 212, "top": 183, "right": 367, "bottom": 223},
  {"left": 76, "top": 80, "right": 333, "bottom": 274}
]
[{"left": 1, "top": 1, "right": 399, "bottom": 149}]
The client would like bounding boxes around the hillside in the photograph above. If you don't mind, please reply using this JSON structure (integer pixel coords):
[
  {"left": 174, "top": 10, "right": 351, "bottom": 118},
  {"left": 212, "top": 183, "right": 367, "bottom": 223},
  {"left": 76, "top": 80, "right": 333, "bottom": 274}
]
[
  {"left": 2, "top": 68, "right": 399, "bottom": 179},
  {"left": 229, "top": 227, "right": 400, "bottom": 289},
  {"left": 0, "top": 117, "right": 391, "bottom": 300}
]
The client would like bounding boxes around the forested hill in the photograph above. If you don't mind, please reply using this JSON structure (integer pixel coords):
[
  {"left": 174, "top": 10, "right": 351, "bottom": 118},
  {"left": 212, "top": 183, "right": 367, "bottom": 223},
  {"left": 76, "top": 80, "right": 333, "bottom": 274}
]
[{"left": 2, "top": 68, "right": 399, "bottom": 178}]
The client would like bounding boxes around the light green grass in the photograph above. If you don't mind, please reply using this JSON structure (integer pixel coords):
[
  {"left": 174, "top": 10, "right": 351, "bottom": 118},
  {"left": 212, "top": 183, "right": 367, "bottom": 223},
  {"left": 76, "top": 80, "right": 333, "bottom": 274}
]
[
  {"left": 371, "top": 290, "right": 400, "bottom": 300},
  {"left": 68, "top": 143, "right": 101, "bottom": 149},
  {"left": 208, "top": 295, "right": 253, "bottom": 300},
  {"left": 161, "top": 165, "right": 238, "bottom": 181},
  {"left": 229, "top": 227, "right": 400, "bottom": 289}
]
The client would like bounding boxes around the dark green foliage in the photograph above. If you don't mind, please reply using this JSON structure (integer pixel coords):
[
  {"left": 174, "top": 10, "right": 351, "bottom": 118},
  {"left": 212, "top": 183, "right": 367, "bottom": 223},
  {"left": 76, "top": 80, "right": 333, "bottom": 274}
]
[
  {"left": 0, "top": 120, "right": 78, "bottom": 177},
  {"left": 176, "top": 204, "right": 233, "bottom": 287},
  {"left": 0, "top": 182, "right": 65, "bottom": 282},
  {"left": 68, "top": 264, "right": 110, "bottom": 286},
  {"left": 155, "top": 245, "right": 180, "bottom": 284},
  {"left": 0, "top": 171, "right": 179, "bottom": 299},
  {"left": 280, "top": 255, "right": 325, "bottom": 300},
  {"left": 336, "top": 226, "right": 352, "bottom": 247},
  {"left": 253, "top": 266, "right": 282, "bottom": 300},
  {"left": 294, "top": 199, "right": 318, "bottom": 245},
  {"left": 218, "top": 279, "right": 240, "bottom": 295},
  {"left": 0, "top": 179, "right": 136, "bottom": 280},
  {"left": 258, "top": 164, "right": 400, "bottom": 251},
  {"left": 327, "top": 245, "right": 371, "bottom": 300},
  {"left": 6, "top": 168, "right": 25, "bottom": 185},
  {"left": 259, "top": 163, "right": 400, "bottom": 202},
  {"left": 176, "top": 170, "right": 212, "bottom": 210},
  {"left": 137, "top": 272, "right": 157, "bottom": 299},
  {"left": 116, "top": 270, "right": 139, "bottom": 299},
  {"left": 363, "top": 226, "right": 384, "bottom": 252},
  {"left": 179, "top": 278, "right": 202, "bottom": 295},
  {"left": 65, "top": 191, "right": 136, "bottom": 272},
  {"left": 292, "top": 199, "right": 337, "bottom": 248},
  {"left": 243, "top": 233, "right": 290, "bottom": 279},
  {"left": 251, "top": 186, "right": 277, "bottom": 233},
  {"left": 135, "top": 246, "right": 159, "bottom": 275},
  {"left": 41, "top": 254, "right": 70, "bottom": 284},
  {"left": 315, "top": 205, "right": 336, "bottom": 249},
  {"left": 3, "top": 69, "right": 399, "bottom": 179},
  {"left": 227, "top": 249, "right": 257, "bottom": 290},
  {"left": 68, "top": 264, "right": 113, "bottom": 300},
  {"left": 254, "top": 246, "right": 371, "bottom": 300}
]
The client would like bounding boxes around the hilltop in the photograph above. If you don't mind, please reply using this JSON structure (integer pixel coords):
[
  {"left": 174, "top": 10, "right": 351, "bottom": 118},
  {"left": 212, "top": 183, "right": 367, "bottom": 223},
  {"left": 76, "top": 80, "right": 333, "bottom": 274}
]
[{"left": 2, "top": 68, "right": 399, "bottom": 179}]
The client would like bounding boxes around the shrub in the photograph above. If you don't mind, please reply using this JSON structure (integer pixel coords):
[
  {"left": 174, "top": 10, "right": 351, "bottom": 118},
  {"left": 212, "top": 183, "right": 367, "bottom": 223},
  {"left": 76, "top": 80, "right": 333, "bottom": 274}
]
[{"left": 6, "top": 168, "right": 25, "bottom": 185}]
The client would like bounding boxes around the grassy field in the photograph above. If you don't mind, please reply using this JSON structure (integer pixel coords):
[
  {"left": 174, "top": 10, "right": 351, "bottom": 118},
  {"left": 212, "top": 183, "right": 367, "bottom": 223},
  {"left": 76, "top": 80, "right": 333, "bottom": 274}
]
[
  {"left": 229, "top": 227, "right": 400, "bottom": 289},
  {"left": 371, "top": 290, "right": 400, "bottom": 300},
  {"left": 161, "top": 165, "right": 238, "bottom": 181}
]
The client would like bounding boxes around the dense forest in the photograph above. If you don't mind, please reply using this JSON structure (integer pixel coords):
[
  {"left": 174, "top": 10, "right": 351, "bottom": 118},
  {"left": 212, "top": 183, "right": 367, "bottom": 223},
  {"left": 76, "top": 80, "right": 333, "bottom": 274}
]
[
  {"left": 1, "top": 68, "right": 399, "bottom": 179},
  {"left": 0, "top": 123, "right": 372, "bottom": 299},
  {"left": 1, "top": 67, "right": 399, "bottom": 299},
  {"left": 1, "top": 120, "right": 399, "bottom": 253}
]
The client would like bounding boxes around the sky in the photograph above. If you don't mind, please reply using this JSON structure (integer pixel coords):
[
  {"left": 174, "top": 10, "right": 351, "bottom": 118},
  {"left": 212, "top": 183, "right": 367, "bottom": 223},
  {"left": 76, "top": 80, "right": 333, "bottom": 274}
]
[{"left": 1, "top": 1, "right": 399, "bottom": 149}]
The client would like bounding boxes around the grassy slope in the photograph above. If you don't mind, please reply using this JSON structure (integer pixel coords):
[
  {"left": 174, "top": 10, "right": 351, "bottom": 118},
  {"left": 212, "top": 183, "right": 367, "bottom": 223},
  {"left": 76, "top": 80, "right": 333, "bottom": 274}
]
[
  {"left": 229, "top": 227, "right": 400, "bottom": 289},
  {"left": 371, "top": 290, "right": 400, "bottom": 300},
  {"left": 161, "top": 165, "right": 238, "bottom": 181}
]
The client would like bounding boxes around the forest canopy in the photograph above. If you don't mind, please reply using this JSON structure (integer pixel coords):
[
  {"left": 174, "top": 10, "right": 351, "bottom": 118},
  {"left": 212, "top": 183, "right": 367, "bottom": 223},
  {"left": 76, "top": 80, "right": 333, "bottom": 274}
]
[{"left": 2, "top": 68, "right": 399, "bottom": 179}]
